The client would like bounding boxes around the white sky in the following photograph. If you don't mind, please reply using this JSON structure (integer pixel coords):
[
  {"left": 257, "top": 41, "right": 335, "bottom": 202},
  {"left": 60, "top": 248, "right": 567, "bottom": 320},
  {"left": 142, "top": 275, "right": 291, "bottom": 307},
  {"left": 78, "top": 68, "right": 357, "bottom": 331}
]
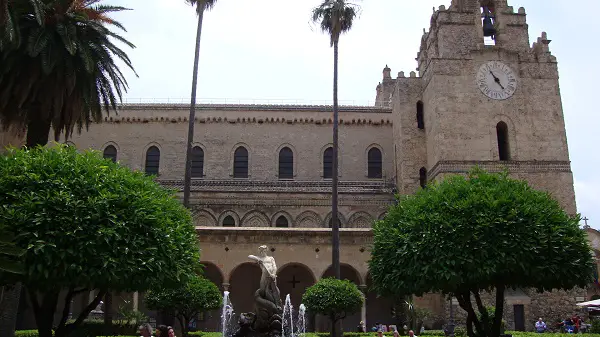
[{"left": 108, "top": 0, "right": 599, "bottom": 228}]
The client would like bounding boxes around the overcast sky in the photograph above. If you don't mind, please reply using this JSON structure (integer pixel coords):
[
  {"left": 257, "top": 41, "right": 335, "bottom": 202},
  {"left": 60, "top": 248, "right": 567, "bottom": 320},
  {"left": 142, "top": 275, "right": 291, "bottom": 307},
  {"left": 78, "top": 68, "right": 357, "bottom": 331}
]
[{"left": 107, "top": 0, "right": 599, "bottom": 228}]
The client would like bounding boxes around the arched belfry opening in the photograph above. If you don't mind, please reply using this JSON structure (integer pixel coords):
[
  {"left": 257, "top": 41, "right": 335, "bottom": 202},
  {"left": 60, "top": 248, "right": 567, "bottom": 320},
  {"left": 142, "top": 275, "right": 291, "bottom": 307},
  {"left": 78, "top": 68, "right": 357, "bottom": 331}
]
[
  {"left": 416, "top": 101, "right": 425, "bottom": 130},
  {"left": 496, "top": 121, "right": 510, "bottom": 161},
  {"left": 481, "top": 1, "right": 497, "bottom": 45}
]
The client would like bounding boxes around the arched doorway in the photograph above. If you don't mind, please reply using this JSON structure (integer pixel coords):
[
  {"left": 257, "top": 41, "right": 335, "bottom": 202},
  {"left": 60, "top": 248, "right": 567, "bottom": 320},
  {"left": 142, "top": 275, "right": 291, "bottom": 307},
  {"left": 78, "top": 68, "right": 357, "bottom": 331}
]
[
  {"left": 278, "top": 263, "right": 317, "bottom": 331},
  {"left": 366, "top": 273, "right": 395, "bottom": 331},
  {"left": 229, "top": 262, "right": 262, "bottom": 318},
  {"left": 196, "top": 262, "right": 225, "bottom": 332},
  {"left": 318, "top": 264, "right": 362, "bottom": 333}
]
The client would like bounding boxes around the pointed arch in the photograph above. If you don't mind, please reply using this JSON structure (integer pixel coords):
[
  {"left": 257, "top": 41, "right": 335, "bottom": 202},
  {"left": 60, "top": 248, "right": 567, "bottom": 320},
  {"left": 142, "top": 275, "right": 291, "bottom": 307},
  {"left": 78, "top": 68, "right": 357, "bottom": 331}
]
[
  {"left": 278, "top": 146, "right": 294, "bottom": 179},
  {"left": 367, "top": 146, "right": 383, "bottom": 179},
  {"left": 233, "top": 146, "right": 249, "bottom": 178},
  {"left": 240, "top": 210, "right": 270, "bottom": 227},
  {"left": 271, "top": 211, "right": 294, "bottom": 228},
  {"left": 348, "top": 211, "right": 374, "bottom": 228},
  {"left": 324, "top": 212, "right": 346, "bottom": 228},
  {"left": 218, "top": 211, "right": 240, "bottom": 227},
  {"left": 144, "top": 145, "right": 160, "bottom": 175},
  {"left": 295, "top": 211, "right": 322, "bottom": 228},
  {"left": 192, "top": 209, "right": 218, "bottom": 227}
]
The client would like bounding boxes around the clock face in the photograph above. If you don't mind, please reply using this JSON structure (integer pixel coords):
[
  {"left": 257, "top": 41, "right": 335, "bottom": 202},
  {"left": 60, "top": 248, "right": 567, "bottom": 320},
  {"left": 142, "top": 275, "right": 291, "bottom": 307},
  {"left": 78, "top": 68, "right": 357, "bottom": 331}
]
[{"left": 476, "top": 61, "right": 517, "bottom": 100}]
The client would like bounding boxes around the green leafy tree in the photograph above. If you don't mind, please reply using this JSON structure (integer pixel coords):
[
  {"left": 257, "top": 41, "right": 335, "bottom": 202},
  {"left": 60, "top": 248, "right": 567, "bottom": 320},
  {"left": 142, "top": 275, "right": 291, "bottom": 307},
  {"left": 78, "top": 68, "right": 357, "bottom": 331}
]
[
  {"left": 146, "top": 275, "right": 222, "bottom": 337},
  {"left": 369, "top": 168, "right": 595, "bottom": 337},
  {"left": 0, "top": 145, "right": 200, "bottom": 337},
  {"left": 311, "top": 0, "right": 359, "bottom": 279},
  {"left": 302, "top": 278, "right": 363, "bottom": 337},
  {"left": 0, "top": 0, "right": 136, "bottom": 147},
  {"left": 182, "top": 0, "right": 218, "bottom": 208}
]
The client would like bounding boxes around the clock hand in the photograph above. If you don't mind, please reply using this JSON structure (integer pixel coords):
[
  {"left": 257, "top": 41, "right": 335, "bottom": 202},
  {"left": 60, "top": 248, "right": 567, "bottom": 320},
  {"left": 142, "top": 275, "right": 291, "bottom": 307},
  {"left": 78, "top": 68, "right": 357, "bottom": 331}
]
[{"left": 489, "top": 71, "right": 504, "bottom": 90}]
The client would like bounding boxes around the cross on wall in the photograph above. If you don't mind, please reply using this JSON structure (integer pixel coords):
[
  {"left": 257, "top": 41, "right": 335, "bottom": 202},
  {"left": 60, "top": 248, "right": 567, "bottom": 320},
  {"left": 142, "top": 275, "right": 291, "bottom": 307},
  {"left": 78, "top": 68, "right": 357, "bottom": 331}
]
[
  {"left": 288, "top": 275, "right": 301, "bottom": 289},
  {"left": 583, "top": 217, "right": 590, "bottom": 228}
]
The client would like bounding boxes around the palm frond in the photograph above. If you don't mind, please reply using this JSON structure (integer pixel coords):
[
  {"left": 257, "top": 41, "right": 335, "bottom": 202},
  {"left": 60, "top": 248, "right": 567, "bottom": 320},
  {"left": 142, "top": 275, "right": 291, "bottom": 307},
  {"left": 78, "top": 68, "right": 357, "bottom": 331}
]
[
  {"left": 0, "top": 0, "right": 137, "bottom": 144},
  {"left": 311, "top": 0, "right": 359, "bottom": 46}
]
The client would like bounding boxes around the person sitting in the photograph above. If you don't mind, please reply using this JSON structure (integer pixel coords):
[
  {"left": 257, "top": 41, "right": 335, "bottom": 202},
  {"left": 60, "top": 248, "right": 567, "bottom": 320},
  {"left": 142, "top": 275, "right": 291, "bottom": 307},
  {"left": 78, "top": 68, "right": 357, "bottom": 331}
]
[{"left": 535, "top": 318, "right": 547, "bottom": 333}]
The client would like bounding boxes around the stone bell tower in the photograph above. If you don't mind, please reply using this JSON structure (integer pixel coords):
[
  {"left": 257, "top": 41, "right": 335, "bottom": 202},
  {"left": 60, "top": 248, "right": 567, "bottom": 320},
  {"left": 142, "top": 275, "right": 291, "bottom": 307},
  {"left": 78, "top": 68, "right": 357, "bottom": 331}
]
[{"left": 388, "top": 0, "right": 576, "bottom": 214}]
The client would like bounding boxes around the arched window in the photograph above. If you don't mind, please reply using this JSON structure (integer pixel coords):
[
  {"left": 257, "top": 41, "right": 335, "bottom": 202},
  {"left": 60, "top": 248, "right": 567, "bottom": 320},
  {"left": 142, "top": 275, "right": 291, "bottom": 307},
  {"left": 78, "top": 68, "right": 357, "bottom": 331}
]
[
  {"left": 367, "top": 147, "right": 383, "bottom": 179},
  {"left": 103, "top": 145, "right": 117, "bottom": 163},
  {"left": 278, "top": 147, "right": 294, "bottom": 179},
  {"left": 419, "top": 167, "right": 427, "bottom": 189},
  {"left": 233, "top": 147, "right": 249, "bottom": 178},
  {"left": 275, "top": 216, "right": 289, "bottom": 228},
  {"left": 145, "top": 146, "right": 160, "bottom": 175},
  {"left": 323, "top": 147, "right": 333, "bottom": 179},
  {"left": 328, "top": 218, "right": 342, "bottom": 228},
  {"left": 222, "top": 215, "right": 235, "bottom": 227},
  {"left": 496, "top": 121, "right": 510, "bottom": 161},
  {"left": 417, "top": 101, "right": 425, "bottom": 130},
  {"left": 191, "top": 146, "right": 204, "bottom": 178}
]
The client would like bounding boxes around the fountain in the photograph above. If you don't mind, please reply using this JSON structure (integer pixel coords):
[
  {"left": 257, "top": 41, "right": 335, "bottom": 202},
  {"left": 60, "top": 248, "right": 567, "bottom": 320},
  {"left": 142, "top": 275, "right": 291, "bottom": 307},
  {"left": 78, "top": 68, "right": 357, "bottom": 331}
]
[
  {"left": 232, "top": 245, "right": 283, "bottom": 337},
  {"left": 297, "top": 304, "right": 306, "bottom": 336},
  {"left": 222, "top": 291, "right": 235, "bottom": 337},
  {"left": 282, "top": 295, "right": 294, "bottom": 337}
]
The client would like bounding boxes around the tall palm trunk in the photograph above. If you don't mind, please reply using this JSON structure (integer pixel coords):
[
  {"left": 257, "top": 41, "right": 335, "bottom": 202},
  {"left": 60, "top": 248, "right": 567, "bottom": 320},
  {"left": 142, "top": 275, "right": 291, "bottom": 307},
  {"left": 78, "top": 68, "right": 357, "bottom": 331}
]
[
  {"left": 183, "top": 5, "right": 205, "bottom": 208},
  {"left": 331, "top": 39, "right": 340, "bottom": 280},
  {"left": 331, "top": 38, "right": 343, "bottom": 337},
  {"left": 0, "top": 283, "right": 21, "bottom": 337},
  {"left": 25, "top": 118, "right": 51, "bottom": 148}
]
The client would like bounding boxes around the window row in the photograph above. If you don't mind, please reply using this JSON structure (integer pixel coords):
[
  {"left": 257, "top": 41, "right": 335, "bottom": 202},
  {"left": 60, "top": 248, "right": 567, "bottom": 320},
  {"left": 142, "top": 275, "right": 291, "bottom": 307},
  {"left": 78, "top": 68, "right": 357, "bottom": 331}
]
[{"left": 102, "top": 145, "right": 385, "bottom": 179}]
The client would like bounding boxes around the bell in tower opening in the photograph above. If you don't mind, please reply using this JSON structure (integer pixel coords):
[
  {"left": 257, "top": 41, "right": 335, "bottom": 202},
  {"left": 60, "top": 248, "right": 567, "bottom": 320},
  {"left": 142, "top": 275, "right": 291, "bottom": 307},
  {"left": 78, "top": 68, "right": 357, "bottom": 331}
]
[{"left": 482, "top": 5, "right": 497, "bottom": 40}]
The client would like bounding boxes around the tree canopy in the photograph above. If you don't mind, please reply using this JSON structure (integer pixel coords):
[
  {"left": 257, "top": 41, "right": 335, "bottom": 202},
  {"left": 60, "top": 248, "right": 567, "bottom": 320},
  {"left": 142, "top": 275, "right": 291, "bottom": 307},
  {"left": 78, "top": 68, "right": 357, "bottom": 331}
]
[
  {"left": 146, "top": 275, "right": 222, "bottom": 337},
  {"left": 0, "top": 145, "right": 200, "bottom": 337},
  {"left": 302, "top": 277, "right": 363, "bottom": 323},
  {"left": 0, "top": 0, "right": 137, "bottom": 147},
  {"left": 369, "top": 169, "right": 594, "bottom": 337}
]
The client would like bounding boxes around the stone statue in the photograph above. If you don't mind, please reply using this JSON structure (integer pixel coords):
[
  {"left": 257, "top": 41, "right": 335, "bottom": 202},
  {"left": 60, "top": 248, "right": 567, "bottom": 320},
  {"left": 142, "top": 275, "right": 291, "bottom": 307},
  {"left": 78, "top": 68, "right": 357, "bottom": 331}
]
[{"left": 233, "top": 245, "right": 282, "bottom": 337}]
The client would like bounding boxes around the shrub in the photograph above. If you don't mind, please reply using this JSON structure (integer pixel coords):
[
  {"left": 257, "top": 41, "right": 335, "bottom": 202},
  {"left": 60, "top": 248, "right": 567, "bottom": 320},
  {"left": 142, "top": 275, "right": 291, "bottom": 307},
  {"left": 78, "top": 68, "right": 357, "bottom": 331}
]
[{"left": 0, "top": 145, "right": 200, "bottom": 337}]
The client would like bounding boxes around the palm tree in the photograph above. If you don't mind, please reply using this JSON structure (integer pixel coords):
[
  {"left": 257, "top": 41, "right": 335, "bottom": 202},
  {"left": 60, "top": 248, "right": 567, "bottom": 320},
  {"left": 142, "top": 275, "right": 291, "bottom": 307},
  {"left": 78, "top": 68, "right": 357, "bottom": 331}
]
[
  {"left": 311, "top": 0, "right": 358, "bottom": 280},
  {"left": 0, "top": 0, "right": 137, "bottom": 148},
  {"left": 182, "top": 0, "right": 218, "bottom": 208}
]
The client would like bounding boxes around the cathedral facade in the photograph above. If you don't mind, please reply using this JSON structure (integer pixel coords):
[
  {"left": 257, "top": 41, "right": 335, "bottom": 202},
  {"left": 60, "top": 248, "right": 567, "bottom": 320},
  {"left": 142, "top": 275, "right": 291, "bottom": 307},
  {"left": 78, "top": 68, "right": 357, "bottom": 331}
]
[{"left": 6, "top": 0, "right": 592, "bottom": 333}]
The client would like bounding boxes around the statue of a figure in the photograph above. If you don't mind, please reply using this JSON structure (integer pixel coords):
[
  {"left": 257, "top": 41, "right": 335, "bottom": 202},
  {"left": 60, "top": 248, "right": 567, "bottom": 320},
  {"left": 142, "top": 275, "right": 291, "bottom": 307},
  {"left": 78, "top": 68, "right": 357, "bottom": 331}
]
[{"left": 247, "top": 245, "right": 282, "bottom": 334}]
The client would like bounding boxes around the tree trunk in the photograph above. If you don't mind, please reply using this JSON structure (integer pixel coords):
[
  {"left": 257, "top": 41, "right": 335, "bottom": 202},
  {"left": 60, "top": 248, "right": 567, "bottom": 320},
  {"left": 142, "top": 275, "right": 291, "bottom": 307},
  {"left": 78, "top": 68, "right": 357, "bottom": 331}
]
[
  {"left": 492, "top": 285, "right": 505, "bottom": 337},
  {"left": 25, "top": 118, "right": 51, "bottom": 148},
  {"left": 183, "top": 4, "right": 206, "bottom": 208},
  {"left": 30, "top": 289, "right": 60, "bottom": 337},
  {"left": 103, "top": 292, "right": 113, "bottom": 327},
  {"left": 53, "top": 289, "right": 106, "bottom": 337},
  {"left": 0, "top": 283, "right": 22, "bottom": 337}
]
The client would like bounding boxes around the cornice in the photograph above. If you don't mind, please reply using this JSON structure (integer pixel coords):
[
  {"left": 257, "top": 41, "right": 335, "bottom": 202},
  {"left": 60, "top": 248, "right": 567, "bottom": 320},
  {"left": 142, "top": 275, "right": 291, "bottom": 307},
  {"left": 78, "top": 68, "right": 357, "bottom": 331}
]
[
  {"left": 159, "top": 179, "right": 397, "bottom": 194},
  {"left": 117, "top": 103, "right": 392, "bottom": 113},
  {"left": 429, "top": 160, "right": 572, "bottom": 180},
  {"left": 102, "top": 114, "right": 393, "bottom": 126},
  {"left": 195, "top": 227, "right": 374, "bottom": 245},
  {"left": 98, "top": 104, "right": 393, "bottom": 126}
]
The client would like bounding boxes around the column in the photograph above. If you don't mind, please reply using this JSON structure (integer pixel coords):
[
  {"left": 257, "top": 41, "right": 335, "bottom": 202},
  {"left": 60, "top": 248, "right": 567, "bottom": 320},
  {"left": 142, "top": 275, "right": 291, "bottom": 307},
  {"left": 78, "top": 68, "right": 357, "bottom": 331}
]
[
  {"left": 222, "top": 283, "right": 230, "bottom": 292},
  {"left": 133, "top": 292, "right": 139, "bottom": 311},
  {"left": 359, "top": 284, "right": 367, "bottom": 328}
]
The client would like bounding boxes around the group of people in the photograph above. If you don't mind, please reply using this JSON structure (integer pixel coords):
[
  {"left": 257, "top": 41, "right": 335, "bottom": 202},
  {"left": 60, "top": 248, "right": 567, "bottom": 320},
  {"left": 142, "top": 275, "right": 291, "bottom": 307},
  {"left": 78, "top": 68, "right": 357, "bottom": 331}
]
[
  {"left": 535, "top": 315, "right": 588, "bottom": 334},
  {"left": 139, "top": 323, "right": 176, "bottom": 337},
  {"left": 355, "top": 321, "right": 420, "bottom": 337}
]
